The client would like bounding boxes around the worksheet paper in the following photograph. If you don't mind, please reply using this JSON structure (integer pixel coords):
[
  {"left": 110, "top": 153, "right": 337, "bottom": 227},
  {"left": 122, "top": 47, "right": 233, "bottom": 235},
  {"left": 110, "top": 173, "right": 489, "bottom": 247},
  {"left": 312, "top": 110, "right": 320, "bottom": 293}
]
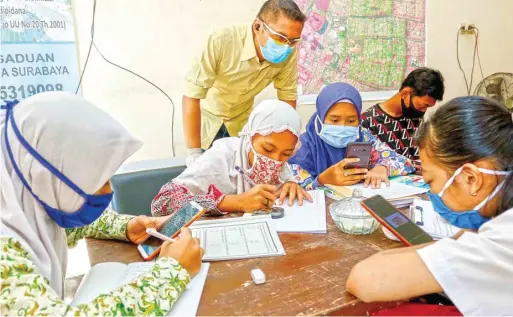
[
  {"left": 189, "top": 217, "right": 285, "bottom": 261},
  {"left": 72, "top": 262, "right": 210, "bottom": 317},
  {"left": 410, "top": 199, "right": 461, "bottom": 239},
  {"left": 273, "top": 190, "right": 327, "bottom": 233},
  {"left": 242, "top": 190, "right": 327, "bottom": 233}
]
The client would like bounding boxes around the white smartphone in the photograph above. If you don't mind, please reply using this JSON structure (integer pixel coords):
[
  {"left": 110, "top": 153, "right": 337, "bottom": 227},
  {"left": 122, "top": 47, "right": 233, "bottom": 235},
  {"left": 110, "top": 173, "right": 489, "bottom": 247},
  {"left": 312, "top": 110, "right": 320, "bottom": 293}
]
[{"left": 137, "top": 201, "right": 206, "bottom": 261}]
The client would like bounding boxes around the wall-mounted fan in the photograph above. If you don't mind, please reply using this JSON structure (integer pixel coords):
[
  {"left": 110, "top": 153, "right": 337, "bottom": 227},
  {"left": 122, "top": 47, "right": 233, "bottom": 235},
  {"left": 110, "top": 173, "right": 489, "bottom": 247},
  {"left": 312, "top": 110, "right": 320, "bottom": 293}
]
[{"left": 474, "top": 72, "right": 513, "bottom": 111}]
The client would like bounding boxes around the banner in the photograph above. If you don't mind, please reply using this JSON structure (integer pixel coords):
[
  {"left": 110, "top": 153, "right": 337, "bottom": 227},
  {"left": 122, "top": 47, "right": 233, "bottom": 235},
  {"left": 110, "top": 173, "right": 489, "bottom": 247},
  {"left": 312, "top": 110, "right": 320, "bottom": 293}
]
[{"left": 0, "top": 0, "right": 80, "bottom": 101}]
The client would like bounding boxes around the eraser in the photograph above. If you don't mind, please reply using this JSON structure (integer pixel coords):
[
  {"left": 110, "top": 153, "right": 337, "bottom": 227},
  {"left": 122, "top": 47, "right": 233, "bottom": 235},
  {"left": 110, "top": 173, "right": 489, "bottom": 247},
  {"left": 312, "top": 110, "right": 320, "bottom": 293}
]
[{"left": 251, "top": 268, "right": 266, "bottom": 285}]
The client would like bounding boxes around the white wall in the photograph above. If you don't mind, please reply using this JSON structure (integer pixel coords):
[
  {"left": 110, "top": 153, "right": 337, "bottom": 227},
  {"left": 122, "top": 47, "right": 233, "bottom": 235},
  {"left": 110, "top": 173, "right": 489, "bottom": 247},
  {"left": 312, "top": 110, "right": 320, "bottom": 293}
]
[{"left": 72, "top": 0, "right": 513, "bottom": 162}]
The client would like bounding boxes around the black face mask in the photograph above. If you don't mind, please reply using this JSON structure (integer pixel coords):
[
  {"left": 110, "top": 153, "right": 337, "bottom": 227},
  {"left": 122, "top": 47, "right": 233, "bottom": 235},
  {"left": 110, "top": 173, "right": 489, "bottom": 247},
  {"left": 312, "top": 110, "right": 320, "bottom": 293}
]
[{"left": 401, "top": 95, "right": 425, "bottom": 119}]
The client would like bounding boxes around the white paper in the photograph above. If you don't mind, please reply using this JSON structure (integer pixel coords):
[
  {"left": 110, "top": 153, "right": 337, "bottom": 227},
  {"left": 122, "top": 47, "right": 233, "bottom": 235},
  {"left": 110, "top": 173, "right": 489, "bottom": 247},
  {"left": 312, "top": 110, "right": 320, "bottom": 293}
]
[
  {"left": 410, "top": 199, "right": 461, "bottom": 239},
  {"left": 189, "top": 217, "right": 285, "bottom": 261},
  {"left": 347, "top": 182, "right": 428, "bottom": 200},
  {"left": 72, "top": 262, "right": 209, "bottom": 317},
  {"left": 71, "top": 262, "right": 129, "bottom": 306},
  {"left": 271, "top": 190, "right": 327, "bottom": 233}
]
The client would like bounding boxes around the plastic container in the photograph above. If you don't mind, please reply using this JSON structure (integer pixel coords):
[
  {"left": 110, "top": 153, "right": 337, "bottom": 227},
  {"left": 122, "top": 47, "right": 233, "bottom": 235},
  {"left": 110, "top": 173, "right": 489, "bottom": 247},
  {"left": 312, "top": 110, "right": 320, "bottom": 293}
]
[{"left": 329, "top": 189, "right": 379, "bottom": 235}]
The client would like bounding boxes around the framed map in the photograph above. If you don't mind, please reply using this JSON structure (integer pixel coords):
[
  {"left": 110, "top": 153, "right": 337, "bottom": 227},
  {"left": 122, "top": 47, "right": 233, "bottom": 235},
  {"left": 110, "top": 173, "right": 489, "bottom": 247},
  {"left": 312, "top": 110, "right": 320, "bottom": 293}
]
[{"left": 295, "top": 0, "right": 426, "bottom": 96}]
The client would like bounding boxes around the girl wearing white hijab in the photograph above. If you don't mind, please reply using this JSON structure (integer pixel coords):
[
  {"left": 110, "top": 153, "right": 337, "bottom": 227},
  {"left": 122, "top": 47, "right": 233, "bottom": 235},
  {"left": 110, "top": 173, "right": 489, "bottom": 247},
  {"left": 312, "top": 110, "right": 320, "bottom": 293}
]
[
  {"left": 1, "top": 92, "right": 203, "bottom": 316},
  {"left": 152, "top": 100, "right": 312, "bottom": 217}
]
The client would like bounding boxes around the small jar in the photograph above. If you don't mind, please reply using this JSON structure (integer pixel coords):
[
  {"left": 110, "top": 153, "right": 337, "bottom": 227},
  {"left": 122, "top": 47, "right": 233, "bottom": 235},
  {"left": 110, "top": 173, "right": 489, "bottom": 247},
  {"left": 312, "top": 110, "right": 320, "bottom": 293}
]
[{"left": 329, "top": 189, "right": 379, "bottom": 235}]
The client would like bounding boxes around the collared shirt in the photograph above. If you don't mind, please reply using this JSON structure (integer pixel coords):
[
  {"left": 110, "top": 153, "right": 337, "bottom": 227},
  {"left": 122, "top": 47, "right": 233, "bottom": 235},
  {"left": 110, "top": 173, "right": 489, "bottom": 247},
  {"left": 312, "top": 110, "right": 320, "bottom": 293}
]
[{"left": 184, "top": 24, "right": 298, "bottom": 149}]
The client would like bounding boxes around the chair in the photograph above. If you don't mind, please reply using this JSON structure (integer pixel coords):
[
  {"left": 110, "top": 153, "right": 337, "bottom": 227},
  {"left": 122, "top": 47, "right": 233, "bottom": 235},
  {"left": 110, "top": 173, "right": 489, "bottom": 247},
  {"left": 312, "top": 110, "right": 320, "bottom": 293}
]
[{"left": 110, "top": 157, "right": 186, "bottom": 216}]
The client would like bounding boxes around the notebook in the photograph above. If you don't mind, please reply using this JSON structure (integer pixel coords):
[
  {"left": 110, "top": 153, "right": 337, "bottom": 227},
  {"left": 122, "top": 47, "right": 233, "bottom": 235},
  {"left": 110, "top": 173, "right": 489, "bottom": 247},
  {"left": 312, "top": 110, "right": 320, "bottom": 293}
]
[
  {"left": 72, "top": 262, "right": 210, "bottom": 317},
  {"left": 243, "top": 190, "right": 327, "bottom": 233}
]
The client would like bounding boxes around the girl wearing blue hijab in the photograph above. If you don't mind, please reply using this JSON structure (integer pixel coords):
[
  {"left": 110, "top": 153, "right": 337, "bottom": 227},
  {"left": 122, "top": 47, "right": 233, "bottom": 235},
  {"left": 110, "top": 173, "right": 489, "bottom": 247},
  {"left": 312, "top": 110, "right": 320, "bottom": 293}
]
[{"left": 289, "top": 83, "right": 415, "bottom": 189}]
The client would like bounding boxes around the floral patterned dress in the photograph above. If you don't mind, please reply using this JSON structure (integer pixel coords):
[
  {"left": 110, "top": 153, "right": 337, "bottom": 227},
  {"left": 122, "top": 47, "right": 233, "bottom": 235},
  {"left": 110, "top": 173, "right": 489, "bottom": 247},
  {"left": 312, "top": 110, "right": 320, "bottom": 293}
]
[
  {"left": 290, "top": 128, "right": 416, "bottom": 190},
  {"left": 0, "top": 209, "right": 190, "bottom": 316}
]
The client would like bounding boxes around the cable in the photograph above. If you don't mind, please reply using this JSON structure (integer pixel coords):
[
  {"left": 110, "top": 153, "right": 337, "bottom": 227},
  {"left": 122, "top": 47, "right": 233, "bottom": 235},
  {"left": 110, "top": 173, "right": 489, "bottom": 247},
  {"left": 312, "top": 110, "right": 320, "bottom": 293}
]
[
  {"left": 75, "top": 0, "right": 96, "bottom": 94},
  {"left": 468, "top": 31, "right": 478, "bottom": 96},
  {"left": 474, "top": 28, "right": 485, "bottom": 79},
  {"left": 456, "top": 29, "right": 478, "bottom": 95},
  {"left": 456, "top": 29, "right": 470, "bottom": 95},
  {"left": 75, "top": 0, "right": 176, "bottom": 156}
]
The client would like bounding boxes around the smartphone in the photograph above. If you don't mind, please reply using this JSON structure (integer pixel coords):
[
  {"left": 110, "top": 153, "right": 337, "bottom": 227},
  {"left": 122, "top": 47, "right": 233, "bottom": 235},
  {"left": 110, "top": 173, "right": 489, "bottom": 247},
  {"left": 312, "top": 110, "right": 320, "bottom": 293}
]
[
  {"left": 360, "top": 195, "right": 433, "bottom": 246},
  {"left": 137, "top": 201, "right": 206, "bottom": 261},
  {"left": 345, "top": 142, "right": 372, "bottom": 169}
]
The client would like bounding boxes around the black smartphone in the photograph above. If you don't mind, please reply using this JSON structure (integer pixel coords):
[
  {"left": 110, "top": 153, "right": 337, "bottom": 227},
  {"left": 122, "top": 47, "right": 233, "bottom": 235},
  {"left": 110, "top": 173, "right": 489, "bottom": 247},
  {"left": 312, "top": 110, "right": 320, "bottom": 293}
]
[
  {"left": 360, "top": 195, "right": 433, "bottom": 246},
  {"left": 345, "top": 142, "right": 372, "bottom": 169}
]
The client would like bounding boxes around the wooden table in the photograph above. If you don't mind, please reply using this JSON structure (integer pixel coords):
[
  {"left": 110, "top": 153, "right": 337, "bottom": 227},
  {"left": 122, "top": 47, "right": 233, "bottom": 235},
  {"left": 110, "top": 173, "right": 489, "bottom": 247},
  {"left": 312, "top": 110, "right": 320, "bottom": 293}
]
[{"left": 83, "top": 199, "right": 403, "bottom": 316}]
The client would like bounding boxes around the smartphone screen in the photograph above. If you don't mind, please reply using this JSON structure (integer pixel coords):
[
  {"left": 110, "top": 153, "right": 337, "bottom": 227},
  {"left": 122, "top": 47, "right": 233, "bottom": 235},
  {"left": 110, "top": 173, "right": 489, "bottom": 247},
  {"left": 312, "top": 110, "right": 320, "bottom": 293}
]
[
  {"left": 140, "top": 202, "right": 205, "bottom": 257},
  {"left": 361, "top": 195, "right": 433, "bottom": 245}
]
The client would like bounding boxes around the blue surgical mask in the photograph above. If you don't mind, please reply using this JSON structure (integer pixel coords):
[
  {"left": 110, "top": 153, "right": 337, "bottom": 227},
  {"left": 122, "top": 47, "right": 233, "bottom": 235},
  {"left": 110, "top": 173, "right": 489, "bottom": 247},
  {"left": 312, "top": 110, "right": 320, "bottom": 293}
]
[
  {"left": 427, "top": 166, "right": 510, "bottom": 230},
  {"left": 315, "top": 116, "right": 359, "bottom": 148},
  {"left": 260, "top": 37, "right": 294, "bottom": 64},
  {"left": 2, "top": 100, "right": 112, "bottom": 228}
]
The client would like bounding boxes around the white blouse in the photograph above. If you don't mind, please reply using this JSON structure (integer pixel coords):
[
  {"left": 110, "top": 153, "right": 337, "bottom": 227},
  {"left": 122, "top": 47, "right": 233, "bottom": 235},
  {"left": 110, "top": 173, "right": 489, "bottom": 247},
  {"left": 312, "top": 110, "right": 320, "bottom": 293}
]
[{"left": 417, "top": 208, "right": 513, "bottom": 315}]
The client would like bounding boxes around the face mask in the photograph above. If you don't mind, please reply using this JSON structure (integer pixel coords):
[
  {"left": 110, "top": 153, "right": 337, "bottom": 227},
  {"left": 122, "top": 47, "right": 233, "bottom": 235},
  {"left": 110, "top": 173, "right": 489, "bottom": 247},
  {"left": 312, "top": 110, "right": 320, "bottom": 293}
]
[
  {"left": 246, "top": 145, "right": 285, "bottom": 185},
  {"left": 2, "top": 100, "right": 112, "bottom": 229},
  {"left": 401, "top": 95, "right": 425, "bottom": 119},
  {"left": 260, "top": 37, "right": 294, "bottom": 64},
  {"left": 427, "top": 166, "right": 510, "bottom": 230},
  {"left": 315, "top": 116, "right": 359, "bottom": 148}
]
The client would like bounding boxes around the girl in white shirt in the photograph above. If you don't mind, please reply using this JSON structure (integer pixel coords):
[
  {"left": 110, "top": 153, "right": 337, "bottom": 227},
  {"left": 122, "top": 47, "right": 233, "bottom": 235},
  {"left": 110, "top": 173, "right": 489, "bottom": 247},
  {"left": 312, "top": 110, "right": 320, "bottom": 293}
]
[{"left": 346, "top": 96, "right": 513, "bottom": 316}]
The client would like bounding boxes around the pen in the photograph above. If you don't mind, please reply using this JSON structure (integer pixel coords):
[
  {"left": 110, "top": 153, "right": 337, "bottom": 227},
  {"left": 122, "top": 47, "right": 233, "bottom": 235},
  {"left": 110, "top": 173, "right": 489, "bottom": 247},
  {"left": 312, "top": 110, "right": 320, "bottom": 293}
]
[
  {"left": 146, "top": 228, "right": 176, "bottom": 243},
  {"left": 234, "top": 166, "right": 257, "bottom": 186}
]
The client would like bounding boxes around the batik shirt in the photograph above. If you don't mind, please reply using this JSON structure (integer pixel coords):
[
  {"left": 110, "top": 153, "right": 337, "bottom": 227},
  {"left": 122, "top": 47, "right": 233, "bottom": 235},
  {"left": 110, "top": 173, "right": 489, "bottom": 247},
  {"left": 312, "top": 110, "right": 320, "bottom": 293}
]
[
  {"left": 1, "top": 209, "right": 190, "bottom": 316},
  {"left": 361, "top": 104, "right": 423, "bottom": 163}
]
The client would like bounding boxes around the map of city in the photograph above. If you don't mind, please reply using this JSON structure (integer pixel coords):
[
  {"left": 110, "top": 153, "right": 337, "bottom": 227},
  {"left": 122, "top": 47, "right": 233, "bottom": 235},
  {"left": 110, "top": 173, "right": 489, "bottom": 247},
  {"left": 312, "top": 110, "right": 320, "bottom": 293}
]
[{"left": 295, "top": 0, "right": 426, "bottom": 94}]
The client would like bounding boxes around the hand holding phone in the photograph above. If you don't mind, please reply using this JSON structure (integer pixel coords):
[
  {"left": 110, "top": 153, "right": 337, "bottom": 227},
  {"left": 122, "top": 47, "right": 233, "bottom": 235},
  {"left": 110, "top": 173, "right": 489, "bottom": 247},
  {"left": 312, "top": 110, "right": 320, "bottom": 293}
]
[
  {"left": 160, "top": 227, "right": 204, "bottom": 277},
  {"left": 137, "top": 201, "right": 206, "bottom": 261},
  {"left": 318, "top": 157, "right": 368, "bottom": 186}
]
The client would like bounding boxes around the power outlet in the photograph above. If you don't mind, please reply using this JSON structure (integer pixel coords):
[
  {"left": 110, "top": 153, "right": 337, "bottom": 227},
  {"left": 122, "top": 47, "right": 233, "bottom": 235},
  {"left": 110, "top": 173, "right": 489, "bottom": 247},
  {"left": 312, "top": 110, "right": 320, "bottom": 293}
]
[{"left": 459, "top": 23, "right": 476, "bottom": 34}]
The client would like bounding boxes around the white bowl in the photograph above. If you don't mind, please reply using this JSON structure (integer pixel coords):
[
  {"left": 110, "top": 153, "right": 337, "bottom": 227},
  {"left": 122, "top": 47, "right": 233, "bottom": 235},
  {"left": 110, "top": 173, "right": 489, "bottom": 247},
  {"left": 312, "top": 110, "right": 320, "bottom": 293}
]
[{"left": 382, "top": 227, "right": 400, "bottom": 241}]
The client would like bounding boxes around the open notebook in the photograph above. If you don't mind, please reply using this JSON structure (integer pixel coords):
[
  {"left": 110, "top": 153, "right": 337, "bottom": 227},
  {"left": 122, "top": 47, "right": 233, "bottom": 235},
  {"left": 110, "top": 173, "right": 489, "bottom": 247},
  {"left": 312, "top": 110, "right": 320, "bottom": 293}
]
[{"left": 72, "top": 262, "right": 210, "bottom": 316}]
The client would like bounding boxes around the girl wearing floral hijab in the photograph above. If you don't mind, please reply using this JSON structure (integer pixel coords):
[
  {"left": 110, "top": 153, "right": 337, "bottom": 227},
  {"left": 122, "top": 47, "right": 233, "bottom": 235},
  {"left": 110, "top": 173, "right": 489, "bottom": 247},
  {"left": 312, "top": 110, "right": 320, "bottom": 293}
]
[{"left": 289, "top": 83, "right": 415, "bottom": 189}]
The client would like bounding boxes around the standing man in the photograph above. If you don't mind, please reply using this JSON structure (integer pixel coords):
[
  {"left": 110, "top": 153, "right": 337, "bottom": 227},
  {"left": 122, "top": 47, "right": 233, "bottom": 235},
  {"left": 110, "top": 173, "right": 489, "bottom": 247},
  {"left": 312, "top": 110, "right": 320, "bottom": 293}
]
[
  {"left": 361, "top": 68, "right": 445, "bottom": 166},
  {"left": 182, "top": 0, "right": 305, "bottom": 166}
]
